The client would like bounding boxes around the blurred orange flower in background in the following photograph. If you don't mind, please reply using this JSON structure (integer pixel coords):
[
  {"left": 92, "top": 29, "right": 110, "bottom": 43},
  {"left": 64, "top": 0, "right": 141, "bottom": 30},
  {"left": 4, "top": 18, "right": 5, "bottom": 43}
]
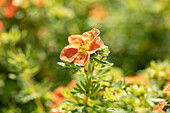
[
  {"left": 60, "top": 28, "right": 104, "bottom": 66},
  {"left": 117, "top": 74, "right": 149, "bottom": 86},
  {"left": 2, "top": 0, "right": 17, "bottom": 18},
  {"left": 34, "top": 0, "right": 44, "bottom": 7},
  {"left": 125, "top": 74, "right": 149, "bottom": 85},
  {"left": 163, "top": 84, "right": 170, "bottom": 93},
  {"left": 50, "top": 80, "right": 77, "bottom": 113},
  {"left": 89, "top": 4, "right": 107, "bottom": 22},
  {"left": 163, "top": 69, "right": 170, "bottom": 93},
  {"left": 67, "top": 80, "right": 76, "bottom": 90},
  {"left": 153, "top": 102, "right": 168, "bottom": 113},
  {"left": 165, "top": 69, "right": 170, "bottom": 86},
  {"left": 51, "top": 86, "right": 65, "bottom": 109}
]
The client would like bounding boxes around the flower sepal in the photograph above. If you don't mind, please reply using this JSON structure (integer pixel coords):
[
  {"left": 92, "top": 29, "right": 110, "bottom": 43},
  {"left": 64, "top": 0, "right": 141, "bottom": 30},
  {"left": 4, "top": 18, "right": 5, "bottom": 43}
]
[
  {"left": 95, "top": 45, "right": 110, "bottom": 57},
  {"left": 92, "top": 57, "right": 113, "bottom": 66}
]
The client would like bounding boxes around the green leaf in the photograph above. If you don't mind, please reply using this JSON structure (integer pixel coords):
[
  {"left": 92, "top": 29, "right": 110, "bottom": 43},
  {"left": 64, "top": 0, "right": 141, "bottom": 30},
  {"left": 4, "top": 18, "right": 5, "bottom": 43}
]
[
  {"left": 111, "top": 79, "right": 125, "bottom": 89},
  {"left": 150, "top": 98, "right": 166, "bottom": 102},
  {"left": 91, "top": 84, "right": 96, "bottom": 93},
  {"left": 91, "top": 84, "right": 100, "bottom": 95},
  {"left": 82, "top": 107, "right": 89, "bottom": 113},
  {"left": 93, "top": 58, "right": 113, "bottom": 66},
  {"left": 107, "top": 108, "right": 126, "bottom": 113},
  {"left": 64, "top": 99, "right": 77, "bottom": 105},
  {"left": 76, "top": 83, "right": 85, "bottom": 93},
  {"left": 104, "top": 88, "right": 117, "bottom": 101},
  {"left": 74, "top": 87, "right": 81, "bottom": 92},
  {"left": 80, "top": 81, "right": 86, "bottom": 91},
  {"left": 57, "top": 62, "right": 79, "bottom": 68},
  {"left": 88, "top": 61, "right": 91, "bottom": 73},
  {"left": 71, "top": 91, "right": 77, "bottom": 94},
  {"left": 93, "top": 58, "right": 107, "bottom": 64},
  {"left": 72, "top": 68, "right": 80, "bottom": 74},
  {"left": 97, "top": 69, "right": 111, "bottom": 77},
  {"left": 166, "top": 107, "right": 170, "bottom": 112},
  {"left": 87, "top": 77, "right": 92, "bottom": 88}
]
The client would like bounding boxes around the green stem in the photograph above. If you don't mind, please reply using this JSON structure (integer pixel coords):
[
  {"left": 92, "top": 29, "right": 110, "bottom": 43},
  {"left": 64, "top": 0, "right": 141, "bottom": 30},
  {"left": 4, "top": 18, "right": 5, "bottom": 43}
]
[
  {"left": 84, "top": 63, "right": 89, "bottom": 107},
  {"left": 91, "top": 61, "right": 95, "bottom": 79},
  {"left": 83, "top": 60, "right": 95, "bottom": 108},
  {"left": 84, "top": 65, "right": 89, "bottom": 83}
]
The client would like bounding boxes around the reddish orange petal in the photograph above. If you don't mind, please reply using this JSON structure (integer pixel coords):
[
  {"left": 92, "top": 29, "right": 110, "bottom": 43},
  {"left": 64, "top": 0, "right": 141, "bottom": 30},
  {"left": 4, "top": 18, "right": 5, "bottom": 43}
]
[
  {"left": 54, "top": 86, "right": 65, "bottom": 94},
  {"left": 51, "top": 93, "right": 64, "bottom": 104},
  {"left": 34, "top": 0, "right": 44, "bottom": 7},
  {"left": 67, "top": 80, "right": 76, "bottom": 90},
  {"left": 153, "top": 102, "right": 168, "bottom": 112},
  {"left": 68, "top": 35, "right": 84, "bottom": 47},
  {"left": 73, "top": 53, "right": 90, "bottom": 66},
  {"left": 113, "top": 90, "right": 117, "bottom": 94},
  {"left": 166, "top": 69, "right": 170, "bottom": 86},
  {"left": 50, "top": 103, "right": 57, "bottom": 108},
  {"left": 82, "top": 28, "right": 100, "bottom": 42},
  {"left": 60, "top": 45, "right": 78, "bottom": 62},
  {"left": 2, "top": 1, "right": 16, "bottom": 18},
  {"left": 87, "top": 37, "right": 104, "bottom": 54},
  {"left": 52, "top": 86, "right": 65, "bottom": 104},
  {"left": 52, "top": 95, "right": 64, "bottom": 104},
  {"left": 163, "top": 83, "right": 170, "bottom": 93}
]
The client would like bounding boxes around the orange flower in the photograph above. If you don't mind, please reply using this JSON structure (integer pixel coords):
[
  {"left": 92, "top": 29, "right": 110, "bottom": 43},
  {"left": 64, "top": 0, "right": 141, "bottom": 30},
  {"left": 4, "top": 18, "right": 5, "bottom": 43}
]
[
  {"left": 51, "top": 80, "right": 77, "bottom": 109},
  {"left": 34, "top": 0, "right": 44, "bottom": 7},
  {"left": 165, "top": 69, "right": 170, "bottom": 86},
  {"left": 67, "top": 80, "right": 76, "bottom": 90},
  {"left": 2, "top": 0, "right": 17, "bottom": 18},
  {"left": 89, "top": 4, "right": 107, "bottom": 22},
  {"left": 163, "top": 83, "right": 170, "bottom": 93},
  {"left": 153, "top": 102, "right": 168, "bottom": 113},
  {"left": 163, "top": 69, "right": 170, "bottom": 93},
  {"left": 60, "top": 28, "right": 104, "bottom": 66},
  {"left": 51, "top": 86, "right": 65, "bottom": 107},
  {"left": 125, "top": 75, "right": 149, "bottom": 85},
  {"left": 116, "top": 74, "right": 149, "bottom": 86}
]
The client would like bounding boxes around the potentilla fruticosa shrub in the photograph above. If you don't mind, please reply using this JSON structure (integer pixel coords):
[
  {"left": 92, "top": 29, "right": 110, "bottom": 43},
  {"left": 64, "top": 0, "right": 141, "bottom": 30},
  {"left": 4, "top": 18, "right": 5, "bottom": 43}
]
[
  {"left": 0, "top": 0, "right": 170, "bottom": 112},
  {"left": 51, "top": 28, "right": 170, "bottom": 113}
]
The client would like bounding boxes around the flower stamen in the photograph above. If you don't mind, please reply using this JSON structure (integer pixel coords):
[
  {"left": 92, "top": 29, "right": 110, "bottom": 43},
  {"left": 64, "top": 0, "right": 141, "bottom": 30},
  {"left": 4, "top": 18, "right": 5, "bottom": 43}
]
[{"left": 79, "top": 43, "right": 91, "bottom": 55}]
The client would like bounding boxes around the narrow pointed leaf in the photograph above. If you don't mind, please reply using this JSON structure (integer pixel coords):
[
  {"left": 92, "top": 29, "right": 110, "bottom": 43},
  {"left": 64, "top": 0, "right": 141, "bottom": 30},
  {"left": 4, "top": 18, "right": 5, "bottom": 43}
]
[
  {"left": 80, "top": 81, "right": 86, "bottom": 90},
  {"left": 82, "top": 107, "right": 89, "bottom": 113},
  {"left": 91, "top": 84, "right": 100, "bottom": 95},
  {"left": 76, "top": 83, "right": 85, "bottom": 93},
  {"left": 57, "top": 62, "right": 79, "bottom": 68},
  {"left": 72, "top": 68, "right": 80, "bottom": 74},
  {"left": 93, "top": 58, "right": 107, "bottom": 64}
]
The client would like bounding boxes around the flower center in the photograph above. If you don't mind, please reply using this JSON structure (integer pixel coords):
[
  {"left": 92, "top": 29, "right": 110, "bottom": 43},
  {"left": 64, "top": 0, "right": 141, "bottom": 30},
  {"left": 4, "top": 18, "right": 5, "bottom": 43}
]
[{"left": 79, "top": 43, "right": 90, "bottom": 54}]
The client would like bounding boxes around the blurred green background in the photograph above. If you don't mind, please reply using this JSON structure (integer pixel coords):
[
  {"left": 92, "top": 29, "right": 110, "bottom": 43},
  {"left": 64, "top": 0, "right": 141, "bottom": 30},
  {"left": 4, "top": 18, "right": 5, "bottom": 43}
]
[{"left": 0, "top": 0, "right": 170, "bottom": 112}]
